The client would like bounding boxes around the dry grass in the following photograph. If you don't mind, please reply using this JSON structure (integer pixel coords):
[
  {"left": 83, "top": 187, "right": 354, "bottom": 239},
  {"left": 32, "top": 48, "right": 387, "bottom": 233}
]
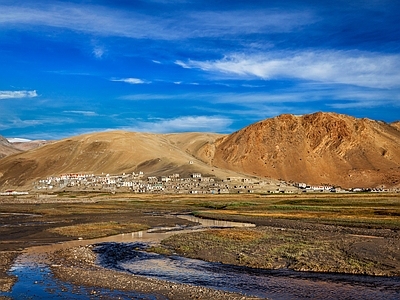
[
  {"left": 1, "top": 192, "right": 399, "bottom": 229},
  {"left": 162, "top": 225, "right": 399, "bottom": 276},
  {"left": 191, "top": 193, "right": 400, "bottom": 229},
  {"left": 48, "top": 222, "right": 149, "bottom": 239},
  {"left": 159, "top": 193, "right": 400, "bottom": 276},
  {"left": 2, "top": 193, "right": 399, "bottom": 228},
  {"left": 206, "top": 229, "right": 264, "bottom": 241}
]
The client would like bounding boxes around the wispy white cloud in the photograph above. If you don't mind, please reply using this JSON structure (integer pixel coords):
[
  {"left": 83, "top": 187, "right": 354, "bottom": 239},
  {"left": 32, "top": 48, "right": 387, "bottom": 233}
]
[
  {"left": 0, "top": 3, "right": 314, "bottom": 40},
  {"left": 241, "top": 84, "right": 266, "bottom": 88},
  {"left": 0, "top": 117, "right": 74, "bottom": 131},
  {"left": 327, "top": 95, "right": 400, "bottom": 109},
  {"left": 328, "top": 101, "right": 384, "bottom": 109},
  {"left": 120, "top": 93, "right": 191, "bottom": 101},
  {"left": 0, "top": 90, "right": 38, "bottom": 100},
  {"left": 188, "top": 10, "right": 315, "bottom": 36},
  {"left": 46, "top": 70, "right": 94, "bottom": 76},
  {"left": 0, "top": 3, "right": 167, "bottom": 39},
  {"left": 63, "top": 110, "right": 98, "bottom": 116},
  {"left": 214, "top": 92, "right": 316, "bottom": 104},
  {"left": 124, "top": 116, "right": 232, "bottom": 133},
  {"left": 146, "top": 0, "right": 192, "bottom": 3},
  {"left": 120, "top": 83, "right": 399, "bottom": 111},
  {"left": 176, "top": 51, "right": 400, "bottom": 89},
  {"left": 92, "top": 46, "right": 105, "bottom": 59},
  {"left": 175, "top": 60, "right": 191, "bottom": 69},
  {"left": 193, "top": 104, "right": 306, "bottom": 120},
  {"left": 211, "top": 86, "right": 400, "bottom": 112},
  {"left": 111, "top": 78, "right": 149, "bottom": 84}
]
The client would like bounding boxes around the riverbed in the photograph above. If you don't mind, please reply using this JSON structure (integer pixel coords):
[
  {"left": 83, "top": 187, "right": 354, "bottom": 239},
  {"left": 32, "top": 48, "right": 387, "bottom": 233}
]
[{"left": 1, "top": 215, "right": 400, "bottom": 299}]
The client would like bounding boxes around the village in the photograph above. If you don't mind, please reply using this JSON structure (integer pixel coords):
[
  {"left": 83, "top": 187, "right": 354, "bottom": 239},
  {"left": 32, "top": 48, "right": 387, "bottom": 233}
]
[
  {"left": 30, "top": 171, "right": 379, "bottom": 195},
  {"left": 34, "top": 172, "right": 270, "bottom": 194}
]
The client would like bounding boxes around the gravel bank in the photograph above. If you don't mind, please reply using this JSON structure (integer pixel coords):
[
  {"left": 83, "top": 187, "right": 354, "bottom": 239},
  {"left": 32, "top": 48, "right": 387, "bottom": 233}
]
[
  {"left": 49, "top": 245, "right": 262, "bottom": 300},
  {"left": 0, "top": 251, "right": 18, "bottom": 292}
]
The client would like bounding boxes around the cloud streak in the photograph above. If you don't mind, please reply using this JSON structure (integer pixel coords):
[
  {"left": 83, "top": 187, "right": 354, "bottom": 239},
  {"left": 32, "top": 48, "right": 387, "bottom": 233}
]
[
  {"left": 185, "top": 10, "right": 315, "bottom": 36},
  {"left": 177, "top": 51, "right": 400, "bottom": 89},
  {"left": 0, "top": 90, "right": 38, "bottom": 100},
  {"left": 111, "top": 78, "right": 149, "bottom": 84},
  {"left": 92, "top": 46, "right": 105, "bottom": 59},
  {"left": 124, "top": 116, "right": 232, "bottom": 133},
  {"left": 120, "top": 93, "right": 195, "bottom": 101},
  {"left": 0, "top": 2, "right": 314, "bottom": 40},
  {"left": 63, "top": 111, "right": 98, "bottom": 116},
  {"left": 0, "top": 116, "right": 73, "bottom": 131},
  {"left": 1, "top": 3, "right": 166, "bottom": 39}
]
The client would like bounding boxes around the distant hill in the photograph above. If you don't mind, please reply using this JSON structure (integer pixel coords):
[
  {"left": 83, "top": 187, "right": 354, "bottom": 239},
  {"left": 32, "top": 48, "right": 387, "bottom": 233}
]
[
  {"left": 11, "top": 140, "right": 50, "bottom": 152},
  {"left": 0, "top": 135, "right": 21, "bottom": 159},
  {"left": 0, "top": 135, "right": 50, "bottom": 159},
  {"left": 209, "top": 112, "right": 400, "bottom": 189},
  {"left": 0, "top": 112, "right": 399, "bottom": 190}
]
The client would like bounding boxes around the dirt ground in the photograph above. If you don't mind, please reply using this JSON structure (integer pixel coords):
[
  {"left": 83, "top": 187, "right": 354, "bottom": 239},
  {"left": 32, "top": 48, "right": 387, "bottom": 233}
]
[
  {"left": 0, "top": 197, "right": 196, "bottom": 296},
  {"left": 0, "top": 209, "right": 194, "bottom": 282},
  {"left": 0, "top": 209, "right": 193, "bottom": 252},
  {"left": 1, "top": 193, "right": 399, "bottom": 298}
]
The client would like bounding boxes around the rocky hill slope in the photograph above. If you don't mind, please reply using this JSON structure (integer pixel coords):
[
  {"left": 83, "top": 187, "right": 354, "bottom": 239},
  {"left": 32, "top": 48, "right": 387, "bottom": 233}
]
[
  {"left": 392, "top": 121, "right": 400, "bottom": 131},
  {"left": 209, "top": 112, "right": 400, "bottom": 188}
]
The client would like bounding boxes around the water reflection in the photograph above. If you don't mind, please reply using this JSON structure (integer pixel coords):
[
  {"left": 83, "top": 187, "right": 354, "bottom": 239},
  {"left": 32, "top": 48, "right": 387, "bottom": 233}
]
[
  {"left": 22, "top": 214, "right": 254, "bottom": 256},
  {"left": 5, "top": 262, "right": 162, "bottom": 300},
  {"left": 2, "top": 214, "right": 400, "bottom": 300},
  {"left": 95, "top": 242, "right": 400, "bottom": 300},
  {"left": 177, "top": 214, "right": 255, "bottom": 228},
  {"left": 1, "top": 214, "right": 256, "bottom": 299}
]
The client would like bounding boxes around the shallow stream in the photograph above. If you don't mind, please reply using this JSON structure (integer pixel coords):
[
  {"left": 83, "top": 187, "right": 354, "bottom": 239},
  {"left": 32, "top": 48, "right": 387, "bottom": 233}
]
[{"left": 1, "top": 215, "right": 400, "bottom": 299}]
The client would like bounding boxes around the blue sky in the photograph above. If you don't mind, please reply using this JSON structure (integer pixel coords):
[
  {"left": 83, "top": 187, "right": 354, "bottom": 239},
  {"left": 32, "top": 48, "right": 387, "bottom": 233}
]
[{"left": 0, "top": 0, "right": 399, "bottom": 140}]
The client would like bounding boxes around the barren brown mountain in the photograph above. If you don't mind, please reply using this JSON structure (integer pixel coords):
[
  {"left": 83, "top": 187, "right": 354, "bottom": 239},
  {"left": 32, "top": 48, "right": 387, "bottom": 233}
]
[
  {"left": 0, "top": 131, "right": 240, "bottom": 189},
  {"left": 0, "top": 112, "right": 399, "bottom": 190},
  {"left": 209, "top": 112, "right": 400, "bottom": 188}
]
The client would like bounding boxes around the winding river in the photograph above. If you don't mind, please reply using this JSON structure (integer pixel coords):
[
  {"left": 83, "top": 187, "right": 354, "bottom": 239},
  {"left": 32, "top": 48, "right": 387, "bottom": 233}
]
[{"left": 1, "top": 215, "right": 400, "bottom": 299}]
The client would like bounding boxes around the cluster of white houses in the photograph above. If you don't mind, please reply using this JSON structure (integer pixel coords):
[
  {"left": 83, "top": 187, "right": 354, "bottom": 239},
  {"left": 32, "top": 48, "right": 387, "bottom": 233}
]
[
  {"left": 32, "top": 171, "right": 350, "bottom": 194},
  {"left": 35, "top": 172, "right": 255, "bottom": 194}
]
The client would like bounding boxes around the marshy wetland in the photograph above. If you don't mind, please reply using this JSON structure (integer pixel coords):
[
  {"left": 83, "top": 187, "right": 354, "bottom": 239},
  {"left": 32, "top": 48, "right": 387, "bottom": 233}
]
[{"left": 0, "top": 192, "right": 399, "bottom": 299}]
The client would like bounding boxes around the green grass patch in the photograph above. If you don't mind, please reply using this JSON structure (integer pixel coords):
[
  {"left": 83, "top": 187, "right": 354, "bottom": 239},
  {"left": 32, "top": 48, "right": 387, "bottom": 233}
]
[
  {"left": 146, "top": 246, "right": 173, "bottom": 256},
  {"left": 195, "top": 201, "right": 257, "bottom": 210},
  {"left": 267, "top": 205, "right": 343, "bottom": 212}
]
